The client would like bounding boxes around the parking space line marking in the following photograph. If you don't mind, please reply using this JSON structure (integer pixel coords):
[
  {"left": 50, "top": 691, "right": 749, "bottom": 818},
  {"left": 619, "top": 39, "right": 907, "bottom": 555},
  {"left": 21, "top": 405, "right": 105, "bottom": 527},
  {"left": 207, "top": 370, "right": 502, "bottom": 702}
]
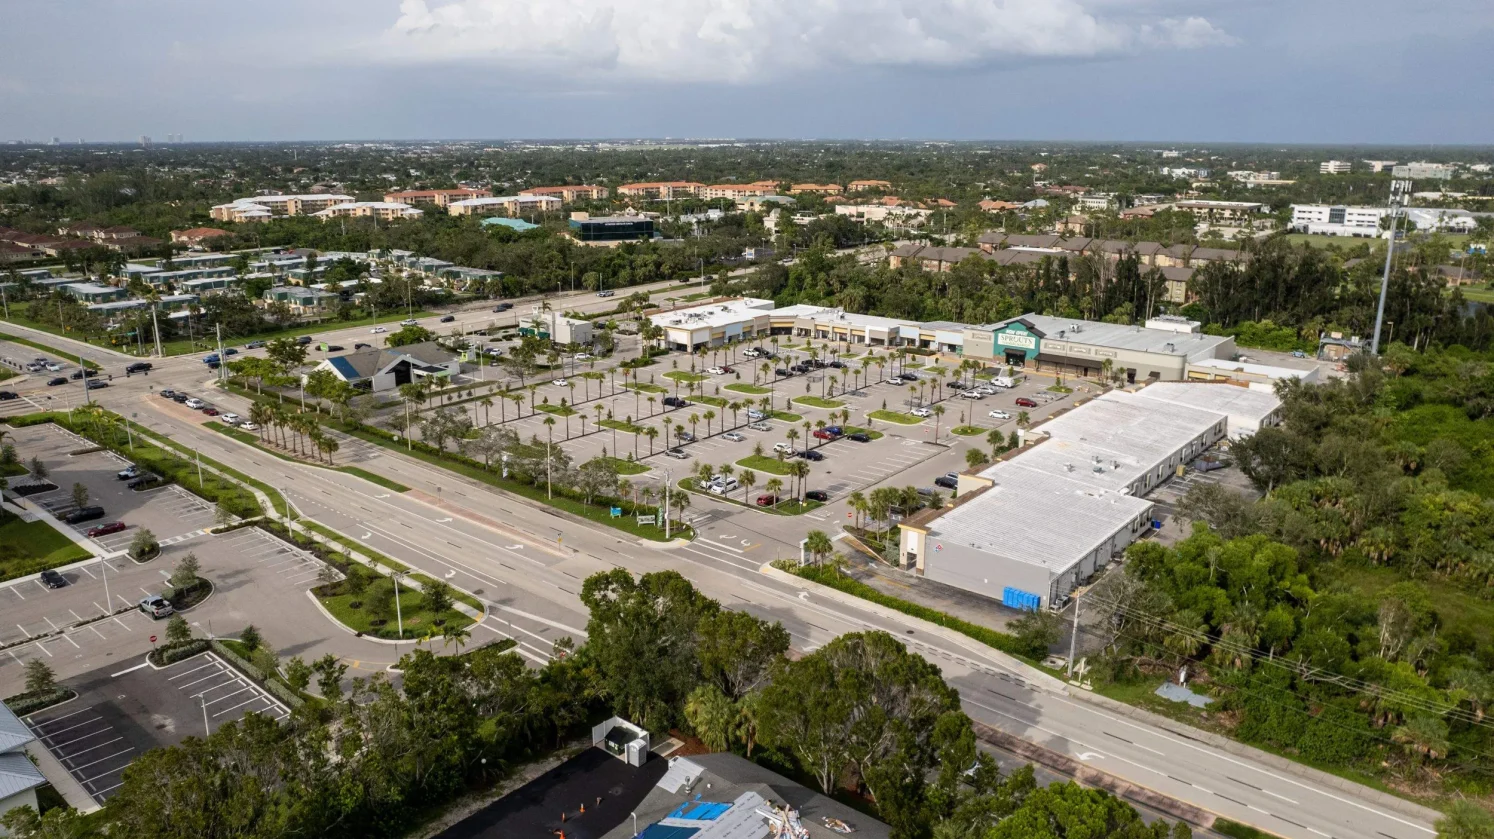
[
  {"left": 34, "top": 641, "right": 52, "bottom": 657},
  {"left": 49, "top": 726, "right": 114, "bottom": 749},
  {"left": 213, "top": 695, "right": 269, "bottom": 717},
  {"left": 204, "top": 685, "right": 253, "bottom": 706},
  {"left": 63, "top": 737, "right": 126, "bottom": 759},
  {"left": 111, "top": 662, "right": 150, "bottom": 677},
  {"left": 78, "top": 753, "right": 135, "bottom": 784},
  {"left": 58, "top": 632, "right": 80, "bottom": 649},
  {"left": 93, "top": 780, "right": 125, "bottom": 796},
  {"left": 112, "top": 615, "right": 133, "bottom": 631},
  {"left": 167, "top": 661, "right": 217, "bottom": 679},
  {"left": 28, "top": 707, "right": 93, "bottom": 728},
  {"left": 182, "top": 673, "right": 237, "bottom": 692}
]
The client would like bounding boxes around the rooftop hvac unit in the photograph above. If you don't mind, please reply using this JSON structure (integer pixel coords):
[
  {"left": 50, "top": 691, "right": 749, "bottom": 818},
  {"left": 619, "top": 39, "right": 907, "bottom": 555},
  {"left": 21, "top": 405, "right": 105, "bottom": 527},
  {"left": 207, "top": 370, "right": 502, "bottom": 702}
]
[{"left": 1093, "top": 464, "right": 1105, "bottom": 473}]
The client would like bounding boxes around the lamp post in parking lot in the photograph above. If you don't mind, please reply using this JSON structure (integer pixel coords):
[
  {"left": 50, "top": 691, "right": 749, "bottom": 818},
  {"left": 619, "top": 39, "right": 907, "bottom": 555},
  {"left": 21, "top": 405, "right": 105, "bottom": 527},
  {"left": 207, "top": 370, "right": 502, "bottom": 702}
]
[
  {"left": 202, "top": 695, "right": 211, "bottom": 736},
  {"left": 391, "top": 570, "right": 408, "bottom": 639}
]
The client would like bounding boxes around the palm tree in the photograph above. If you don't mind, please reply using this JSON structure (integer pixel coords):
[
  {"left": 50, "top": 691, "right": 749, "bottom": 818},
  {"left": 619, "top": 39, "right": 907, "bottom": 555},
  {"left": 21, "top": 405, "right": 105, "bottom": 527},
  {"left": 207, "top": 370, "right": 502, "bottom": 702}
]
[
  {"left": 645, "top": 426, "right": 659, "bottom": 455},
  {"left": 703, "top": 409, "right": 716, "bottom": 436},
  {"left": 739, "top": 469, "right": 757, "bottom": 505},
  {"left": 764, "top": 477, "right": 784, "bottom": 508},
  {"left": 783, "top": 429, "right": 799, "bottom": 458},
  {"left": 442, "top": 623, "right": 471, "bottom": 652},
  {"left": 792, "top": 460, "right": 811, "bottom": 502},
  {"left": 322, "top": 434, "right": 340, "bottom": 465},
  {"left": 647, "top": 395, "right": 657, "bottom": 416},
  {"left": 804, "top": 530, "right": 833, "bottom": 565},
  {"left": 631, "top": 425, "right": 642, "bottom": 460},
  {"left": 480, "top": 396, "right": 493, "bottom": 426},
  {"left": 594, "top": 403, "right": 606, "bottom": 439},
  {"left": 511, "top": 392, "right": 526, "bottom": 419},
  {"left": 542, "top": 417, "right": 557, "bottom": 499},
  {"left": 727, "top": 400, "right": 742, "bottom": 429},
  {"left": 758, "top": 361, "right": 771, "bottom": 386},
  {"left": 1016, "top": 410, "right": 1031, "bottom": 428},
  {"left": 688, "top": 413, "right": 700, "bottom": 441},
  {"left": 848, "top": 490, "right": 867, "bottom": 529},
  {"left": 932, "top": 404, "right": 945, "bottom": 440},
  {"left": 249, "top": 402, "right": 272, "bottom": 443}
]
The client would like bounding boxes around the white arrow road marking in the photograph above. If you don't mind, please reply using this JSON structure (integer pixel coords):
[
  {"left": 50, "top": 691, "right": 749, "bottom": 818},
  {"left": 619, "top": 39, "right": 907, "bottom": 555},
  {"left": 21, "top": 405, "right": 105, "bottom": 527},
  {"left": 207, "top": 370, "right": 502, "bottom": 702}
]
[
  {"left": 1077, "top": 752, "right": 1103, "bottom": 761},
  {"left": 719, "top": 534, "right": 736, "bottom": 540},
  {"left": 445, "top": 570, "right": 456, "bottom": 578},
  {"left": 505, "top": 544, "right": 524, "bottom": 550},
  {"left": 361, "top": 532, "right": 372, "bottom": 540},
  {"left": 435, "top": 517, "right": 453, "bottom": 523}
]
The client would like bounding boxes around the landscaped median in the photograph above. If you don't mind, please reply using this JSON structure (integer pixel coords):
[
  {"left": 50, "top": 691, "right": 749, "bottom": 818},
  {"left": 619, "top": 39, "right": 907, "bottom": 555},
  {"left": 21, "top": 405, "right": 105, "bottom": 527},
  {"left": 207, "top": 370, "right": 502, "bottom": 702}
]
[
  {"left": 735, "top": 453, "right": 795, "bottom": 476},
  {"left": 724, "top": 383, "right": 770, "bottom": 395},
  {"left": 868, "top": 409, "right": 925, "bottom": 425},
  {"left": 791, "top": 395, "right": 844, "bottom": 409},
  {"left": 203, "top": 421, "right": 412, "bottom": 492},
  {"left": 679, "top": 477, "right": 822, "bottom": 516}
]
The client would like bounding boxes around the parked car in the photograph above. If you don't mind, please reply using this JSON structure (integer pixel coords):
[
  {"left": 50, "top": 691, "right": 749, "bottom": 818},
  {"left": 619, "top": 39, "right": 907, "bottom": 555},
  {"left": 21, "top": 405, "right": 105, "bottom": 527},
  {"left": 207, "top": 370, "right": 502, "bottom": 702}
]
[
  {"left": 297, "top": 336, "right": 314, "bottom": 346},
  {"left": 805, "top": 490, "right": 829, "bottom": 502},
  {"left": 887, "top": 376, "right": 904, "bottom": 385},
  {"left": 812, "top": 428, "right": 838, "bottom": 440},
  {"left": 677, "top": 431, "right": 697, "bottom": 443},
  {"left": 847, "top": 432, "right": 871, "bottom": 443},
  {"left": 64, "top": 507, "right": 104, "bottom": 524},
  {"left": 1015, "top": 397, "right": 1039, "bottom": 408},
  {"left": 0, "top": 391, "right": 17, "bottom": 401},
  {"left": 911, "top": 407, "right": 932, "bottom": 418},
  {"left": 440, "top": 315, "right": 456, "bottom": 323},
  {"left": 775, "top": 368, "right": 792, "bottom": 377},
  {"left": 138, "top": 595, "right": 174, "bottom": 619},
  {"left": 47, "top": 377, "right": 67, "bottom": 386},
  {"left": 988, "top": 410, "right": 1011, "bottom": 420},
  {"left": 45, "top": 362, "right": 63, "bottom": 372},
  {"left": 824, "top": 426, "right": 843, "bottom": 436},
  {"left": 39, "top": 570, "right": 67, "bottom": 589},
  {"left": 245, "top": 340, "right": 267, "bottom": 349},
  {"left": 664, "top": 447, "right": 690, "bottom": 460},
  {"left": 159, "top": 389, "right": 176, "bottom": 399},
  {"left": 221, "top": 413, "right": 241, "bottom": 425},
  {"left": 201, "top": 407, "right": 219, "bottom": 417},
  {"left": 662, "top": 396, "right": 689, "bottom": 408},
  {"left": 707, "top": 367, "right": 726, "bottom": 375},
  {"left": 742, "top": 348, "right": 762, "bottom": 358},
  {"left": 325, "top": 345, "right": 344, "bottom": 352},
  {"left": 552, "top": 378, "right": 568, "bottom": 387},
  {"left": 126, "top": 476, "right": 155, "bottom": 490},
  {"left": 171, "top": 392, "right": 190, "bottom": 403},
  {"left": 708, "top": 479, "right": 739, "bottom": 495},
  {"left": 773, "top": 442, "right": 793, "bottom": 453},
  {"left": 748, "top": 421, "right": 773, "bottom": 432},
  {"left": 900, "top": 371, "right": 918, "bottom": 380},
  {"left": 934, "top": 473, "right": 960, "bottom": 490},
  {"left": 797, "top": 449, "right": 825, "bottom": 461},
  {"left": 87, "top": 521, "right": 127, "bottom": 538},
  {"left": 746, "top": 409, "right": 766, "bottom": 420},
  {"left": 117, "top": 465, "right": 141, "bottom": 480},
  {"left": 720, "top": 366, "right": 733, "bottom": 374},
  {"left": 722, "top": 431, "right": 745, "bottom": 442},
  {"left": 85, "top": 380, "right": 108, "bottom": 390},
  {"left": 184, "top": 398, "right": 205, "bottom": 409},
  {"left": 960, "top": 390, "right": 982, "bottom": 399},
  {"left": 240, "top": 422, "right": 259, "bottom": 432},
  {"left": 371, "top": 326, "right": 387, "bottom": 334},
  {"left": 755, "top": 494, "right": 779, "bottom": 507}
]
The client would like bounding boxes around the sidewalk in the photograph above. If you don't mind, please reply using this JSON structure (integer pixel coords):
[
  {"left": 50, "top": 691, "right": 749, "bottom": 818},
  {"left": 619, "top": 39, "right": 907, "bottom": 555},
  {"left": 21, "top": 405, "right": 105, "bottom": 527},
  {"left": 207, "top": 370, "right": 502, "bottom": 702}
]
[{"left": 25, "top": 738, "right": 100, "bottom": 813}]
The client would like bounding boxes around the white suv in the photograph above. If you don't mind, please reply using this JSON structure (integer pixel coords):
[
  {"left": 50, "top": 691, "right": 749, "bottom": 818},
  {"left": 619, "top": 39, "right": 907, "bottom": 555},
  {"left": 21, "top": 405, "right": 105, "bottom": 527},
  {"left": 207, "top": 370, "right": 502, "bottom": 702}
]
[
  {"left": 184, "top": 398, "right": 205, "bottom": 409},
  {"left": 911, "top": 407, "right": 932, "bottom": 418},
  {"left": 221, "top": 413, "right": 242, "bottom": 425}
]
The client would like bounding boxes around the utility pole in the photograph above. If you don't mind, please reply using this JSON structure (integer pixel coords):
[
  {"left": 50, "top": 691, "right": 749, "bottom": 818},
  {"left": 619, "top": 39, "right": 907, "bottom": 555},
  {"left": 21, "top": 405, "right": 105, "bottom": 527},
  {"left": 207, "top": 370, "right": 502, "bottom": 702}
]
[
  {"left": 215, "top": 323, "right": 226, "bottom": 382},
  {"left": 81, "top": 353, "right": 92, "bottom": 404},
  {"left": 1067, "top": 595, "right": 1081, "bottom": 679},
  {"left": 1371, "top": 179, "right": 1412, "bottom": 356},
  {"left": 662, "top": 469, "right": 671, "bottom": 539},
  {"left": 150, "top": 306, "right": 162, "bottom": 358},
  {"left": 392, "top": 571, "right": 407, "bottom": 639}
]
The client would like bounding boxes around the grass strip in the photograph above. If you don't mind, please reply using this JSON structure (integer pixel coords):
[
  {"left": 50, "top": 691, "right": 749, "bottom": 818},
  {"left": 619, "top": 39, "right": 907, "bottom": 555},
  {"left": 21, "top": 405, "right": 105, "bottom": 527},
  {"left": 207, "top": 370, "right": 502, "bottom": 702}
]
[
  {"left": 792, "top": 396, "right": 844, "bottom": 409},
  {"left": 869, "top": 410, "right": 923, "bottom": 425},
  {"left": 736, "top": 454, "right": 794, "bottom": 476},
  {"left": 724, "top": 383, "right": 769, "bottom": 395},
  {"left": 203, "top": 421, "right": 411, "bottom": 492},
  {"left": 679, "top": 478, "right": 821, "bottom": 516},
  {"left": 594, "top": 456, "right": 649, "bottom": 475},
  {"left": 0, "top": 511, "right": 92, "bottom": 582}
]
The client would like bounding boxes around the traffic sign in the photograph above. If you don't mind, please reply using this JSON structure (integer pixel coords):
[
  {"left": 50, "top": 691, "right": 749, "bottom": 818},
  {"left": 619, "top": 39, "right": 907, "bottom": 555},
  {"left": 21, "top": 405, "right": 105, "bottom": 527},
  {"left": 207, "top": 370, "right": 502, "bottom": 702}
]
[{"left": 149, "top": 635, "right": 157, "bottom": 644}]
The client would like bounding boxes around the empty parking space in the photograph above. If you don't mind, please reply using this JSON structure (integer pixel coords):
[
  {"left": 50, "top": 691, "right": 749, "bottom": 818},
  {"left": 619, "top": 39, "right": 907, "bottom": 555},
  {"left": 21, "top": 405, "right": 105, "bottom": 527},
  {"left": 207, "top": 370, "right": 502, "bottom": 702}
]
[
  {"left": 215, "top": 527, "right": 326, "bottom": 587},
  {"left": 24, "top": 653, "right": 288, "bottom": 805}
]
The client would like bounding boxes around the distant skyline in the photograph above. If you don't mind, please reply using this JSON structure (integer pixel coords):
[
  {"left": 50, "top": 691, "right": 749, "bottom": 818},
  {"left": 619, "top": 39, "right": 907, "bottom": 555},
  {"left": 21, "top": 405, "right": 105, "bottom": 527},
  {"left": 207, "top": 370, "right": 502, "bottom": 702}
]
[{"left": 4, "top": 0, "right": 1491, "bottom": 145}]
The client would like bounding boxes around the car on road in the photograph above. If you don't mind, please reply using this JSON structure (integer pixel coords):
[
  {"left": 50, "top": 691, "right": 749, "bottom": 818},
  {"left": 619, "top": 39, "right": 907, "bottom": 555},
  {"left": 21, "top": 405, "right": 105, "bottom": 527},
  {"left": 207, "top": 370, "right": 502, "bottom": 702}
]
[
  {"left": 0, "top": 391, "right": 17, "bottom": 401},
  {"left": 440, "top": 315, "right": 456, "bottom": 323},
  {"left": 354, "top": 342, "right": 372, "bottom": 350},
  {"left": 755, "top": 494, "right": 779, "bottom": 507},
  {"left": 773, "top": 442, "right": 793, "bottom": 453},
  {"left": 910, "top": 407, "right": 932, "bottom": 418},
  {"left": 45, "top": 362, "right": 63, "bottom": 372},
  {"left": 324, "top": 345, "right": 345, "bottom": 352},
  {"left": 706, "top": 366, "right": 726, "bottom": 375},
  {"left": 245, "top": 340, "right": 267, "bottom": 349},
  {"left": 722, "top": 431, "right": 745, "bottom": 442},
  {"left": 240, "top": 422, "right": 259, "bottom": 432},
  {"left": 400, "top": 318, "right": 419, "bottom": 326},
  {"left": 805, "top": 490, "right": 829, "bottom": 502},
  {"left": 71, "top": 368, "right": 98, "bottom": 379},
  {"left": 203, "top": 353, "right": 221, "bottom": 365},
  {"left": 296, "top": 336, "right": 313, "bottom": 346},
  {"left": 117, "top": 465, "right": 140, "bottom": 480},
  {"left": 39, "top": 570, "right": 67, "bottom": 589},
  {"left": 934, "top": 472, "right": 960, "bottom": 490},
  {"left": 138, "top": 595, "right": 173, "bottom": 619},
  {"left": 171, "top": 392, "right": 190, "bottom": 403},
  {"left": 370, "top": 326, "right": 387, "bottom": 334},
  {"left": 597, "top": 290, "right": 615, "bottom": 297},
  {"left": 65, "top": 506, "right": 106, "bottom": 525},
  {"left": 747, "top": 421, "right": 772, "bottom": 432},
  {"left": 184, "top": 397, "right": 205, "bottom": 409},
  {"left": 221, "top": 413, "right": 241, "bottom": 425},
  {"left": 87, "top": 521, "right": 127, "bottom": 538},
  {"left": 493, "top": 302, "right": 513, "bottom": 312},
  {"left": 797, "top": 449, "right": 825, "bottom": 461},
  {"left": 223, "top": 348, "right": 238, "bottom": 356},
  {"left": 1014, "top": 397, "right": 1039, "bottom": 408},
  {"left": 846, "top": 432, "right": 871, "bottom": 443},
  {"left": 47, "top": 377, "right": 67, "bottom": 386},
  {"left": 664, "top": 447, "right": 690, "bottom": 460},
  {"left": 988, "top": 409, "right": 1011, "bottom": 420},
  {"left": 125, "top": 362, "right": 153, "bottom": 374},
  {"left": 85, "top": 380, "right": 109, "bottom": 390},
  {"left": 201, "top": 407, "right": 219, "bottom": 416}
]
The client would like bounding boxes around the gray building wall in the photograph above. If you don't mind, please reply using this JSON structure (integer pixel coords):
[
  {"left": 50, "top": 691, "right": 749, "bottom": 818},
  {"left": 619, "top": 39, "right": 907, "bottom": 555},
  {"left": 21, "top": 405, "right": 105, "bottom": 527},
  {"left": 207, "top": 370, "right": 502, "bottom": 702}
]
[{"left": 921, "top": 539, "right": 1054, "bottom": 607}]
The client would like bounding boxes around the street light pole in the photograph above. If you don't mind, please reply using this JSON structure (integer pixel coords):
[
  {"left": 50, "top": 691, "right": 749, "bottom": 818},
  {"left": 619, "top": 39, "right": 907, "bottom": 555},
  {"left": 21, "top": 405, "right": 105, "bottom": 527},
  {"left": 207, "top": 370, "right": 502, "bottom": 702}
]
[
  {"left": 100, "top": 555, "right": 112, "bottom": 615},
  {"left": 392, "top": 571, "right": 407, "bottom": 638},
  {"left": 662, "top": 469, "right": 671, "bottom": 539},
  {"left": 1371, "top": 179, "right": 1412, "bottom": 356}
]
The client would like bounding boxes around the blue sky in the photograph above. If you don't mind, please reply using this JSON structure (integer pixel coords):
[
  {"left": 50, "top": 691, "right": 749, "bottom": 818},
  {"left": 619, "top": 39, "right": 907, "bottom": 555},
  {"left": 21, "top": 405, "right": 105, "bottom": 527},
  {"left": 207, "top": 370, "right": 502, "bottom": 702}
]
[{"left": 3, "top": 0, "right": 1490, "bottom": 144}]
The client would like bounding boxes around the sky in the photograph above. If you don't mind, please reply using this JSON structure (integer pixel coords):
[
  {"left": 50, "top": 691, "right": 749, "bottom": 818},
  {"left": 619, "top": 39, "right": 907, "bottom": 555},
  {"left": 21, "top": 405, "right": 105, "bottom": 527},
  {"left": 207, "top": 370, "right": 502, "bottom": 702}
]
[{"left": 3, "top": 0, "right": 1491, "bottom": 144}]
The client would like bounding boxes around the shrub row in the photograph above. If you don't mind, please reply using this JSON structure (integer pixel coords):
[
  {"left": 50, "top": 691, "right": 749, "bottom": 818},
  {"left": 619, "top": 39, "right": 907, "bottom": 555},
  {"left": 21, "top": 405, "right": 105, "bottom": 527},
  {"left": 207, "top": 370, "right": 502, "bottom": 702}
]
[
  {"left": 150, "top": 639, "right": 210, "bottom": 666},
  {"left": 3, "top": 687, "right": 74, "bottom": 716},
  {"left": 209, "top": 640, "right": 305, "bottom": 710}
]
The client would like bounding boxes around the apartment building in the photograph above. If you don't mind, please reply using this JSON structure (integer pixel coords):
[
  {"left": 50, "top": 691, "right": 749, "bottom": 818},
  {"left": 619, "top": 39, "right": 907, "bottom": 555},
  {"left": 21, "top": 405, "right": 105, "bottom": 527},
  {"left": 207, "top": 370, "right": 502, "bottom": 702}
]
[
  {"left": 447, "top": 195, "right": 562, "bottom": 217},
  {"left": 210, "top": 194, "right": 355, "bottom": 221},
  {"left": 383, "top": 188, "right": 491, "bottom": 207},
  {"left": 1289, "top": 204, "right": 1386, "bottom": 236},
  {"left": 788, "top": 183, "right": 843, "bottom": 196},
  {"left": 1173, "top": 200, "right": 1266, "bottom": 223},
  {"left": 170, "top": 227, "right": 231, "bottom": 246},
  {"left": 700, "top": 182, "right": 779, "bottom": 200},
  {"left": 519, "top": 185, "right": 609, "bottom": 202},
  {"left": 1364, "top": 160, "right": 1398, "bottom": 173},
  {"left": 1320, "top": 160, "right": 1353, "bottom": 175},
  {"left": 616, "top": 181, "right": 705, "bottom": 200},
  {"left": 847, "top": 180, "right": 893, "bottom": 192},
  {"left": 310, "top": 202, "right": 423, "bottom": 222}
]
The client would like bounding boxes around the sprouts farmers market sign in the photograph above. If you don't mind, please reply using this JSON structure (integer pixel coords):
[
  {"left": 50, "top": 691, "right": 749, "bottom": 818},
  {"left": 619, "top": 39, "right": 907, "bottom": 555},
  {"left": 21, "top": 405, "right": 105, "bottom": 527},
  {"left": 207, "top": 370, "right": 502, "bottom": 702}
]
[{"left": 997, "top": 332, "right": 1036, "bottom": 350}]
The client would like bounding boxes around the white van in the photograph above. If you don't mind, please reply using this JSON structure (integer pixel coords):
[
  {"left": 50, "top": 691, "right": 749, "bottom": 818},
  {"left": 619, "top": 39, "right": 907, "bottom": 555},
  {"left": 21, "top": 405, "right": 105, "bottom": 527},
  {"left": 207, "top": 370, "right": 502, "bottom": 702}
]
[{"left": 992, "top": 376, "right": 1015, "bottom": 389}]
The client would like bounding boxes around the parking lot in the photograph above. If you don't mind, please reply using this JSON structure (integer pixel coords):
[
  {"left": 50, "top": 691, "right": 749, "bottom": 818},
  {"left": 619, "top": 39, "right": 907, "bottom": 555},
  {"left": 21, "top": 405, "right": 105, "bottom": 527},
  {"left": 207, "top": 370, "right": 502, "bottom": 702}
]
[{"left": 24, "top": 653, "right": 288, "bottom": 804}]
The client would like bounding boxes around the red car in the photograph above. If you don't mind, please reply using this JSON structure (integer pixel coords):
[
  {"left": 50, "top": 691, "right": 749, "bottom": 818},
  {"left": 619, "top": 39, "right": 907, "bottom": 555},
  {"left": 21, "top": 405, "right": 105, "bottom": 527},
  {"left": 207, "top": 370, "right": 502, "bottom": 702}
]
[
  {"left": 755, "top": 494, "right": 779, "bottom": 507},
  {"left": 812, "top": 428, "right": 839, "bottom": 440},
  {"left": 201, "top": 407, "right": 219, "bottom": 416},
  {"left": 86, "top": 522, "right": 127, "bottom": 538},
  {"left": 1015, "top": 397, "right": 1039, "bottom": 408}
]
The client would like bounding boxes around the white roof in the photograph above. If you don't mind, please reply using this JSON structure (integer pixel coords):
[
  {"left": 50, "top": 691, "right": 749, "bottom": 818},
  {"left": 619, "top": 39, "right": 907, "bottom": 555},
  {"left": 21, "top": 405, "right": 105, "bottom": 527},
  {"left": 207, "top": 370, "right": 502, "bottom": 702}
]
[
  {"left": 311, "top": 202, "right": 421, "bottom": 216},
  {"left": 223, "top": 194, "right": 354, "bottom": 205},
  {"left": 1016, "top": 313, "right": 1231, "bottom": 360},
  {"left": 1134, "top": 381, "right": 1282, "bottom": 438},
  {"left": 1187, "top": 357, "right": 1312, "bottom": 380},
  {"left": 650, "top": 298, "right": 776, "bottom": 331},
  {"left": 769, "top": 304, "right": 917, "bottom": 333}
]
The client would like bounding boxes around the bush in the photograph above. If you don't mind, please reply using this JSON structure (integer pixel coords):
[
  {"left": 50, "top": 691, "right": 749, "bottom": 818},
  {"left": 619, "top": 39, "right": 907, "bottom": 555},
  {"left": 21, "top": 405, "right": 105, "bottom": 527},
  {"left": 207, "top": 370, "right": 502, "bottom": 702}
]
[
  {"left": 151, "top": 639, "right": 209, "bottom": 665},
  {"left": 3, "top": 686, "right": 73, "bottom": 716}
]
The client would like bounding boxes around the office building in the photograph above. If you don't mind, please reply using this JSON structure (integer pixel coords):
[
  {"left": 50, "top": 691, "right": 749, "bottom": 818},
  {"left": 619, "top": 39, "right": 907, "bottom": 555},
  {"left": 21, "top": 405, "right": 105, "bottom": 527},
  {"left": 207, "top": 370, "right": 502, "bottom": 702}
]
[
  {"left": 312, "top": 341, "right": 461, "bottom": 393},
  {"left": 1392, "top": 162, "right": 1454, "bottom": 180},
  {"left": 1289, "top": 204, "right": 1386, "bottom": 236},
  {"left": 567, "top": 214, "right": 655, "bottom": 243},
  {"left": 1320, "top": 160, "right": 1352, "bottom": 175},
  {"left": 1364, "top": 160, "right": 1398, "bottom": 173}
]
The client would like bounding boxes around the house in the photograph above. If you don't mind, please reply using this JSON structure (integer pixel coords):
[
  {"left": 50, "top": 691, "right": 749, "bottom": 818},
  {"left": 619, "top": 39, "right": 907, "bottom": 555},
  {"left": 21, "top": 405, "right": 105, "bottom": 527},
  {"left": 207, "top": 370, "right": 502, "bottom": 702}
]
[
  {"left": 102, "top": 235, "right": 165, "bottom": 255},
  {"left": 170, "top": 227, "right": 231, "bottom": 246},
  {"left": 0, "top": 703, "right": 48, "bottom": 828},
  {"left": 57, "top": 221, "right": 104, "bottom": 238},
  {"left": 847, "top": 179, "right": 893, "bottom": 192},
  {"left": 0, "top": 242, "right": 38, "bottom": 263},
  {"left": 979, "top": 199, "right": 1023, "bottom": 212},
  {"left": 311, "top": 340, "right": 460, "bottom": 393},
  {"left": 96, "top": 226, "right": 141, "bottom": 241}
]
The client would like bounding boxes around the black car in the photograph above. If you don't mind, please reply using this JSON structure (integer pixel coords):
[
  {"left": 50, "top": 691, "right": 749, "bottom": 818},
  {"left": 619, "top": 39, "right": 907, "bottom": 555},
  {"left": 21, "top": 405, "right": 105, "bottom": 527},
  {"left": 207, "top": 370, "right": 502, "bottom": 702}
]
[
  {"left": 847, "top": 432, "right": 871, "bottom": 443},
  {"left": 296, "top": 336, "right": 312, "bottom": 345},
  {"left": 70, "top": 368, "right": 98, "bottom": 379},
  {"left": 805, "top": 490, "right": 830, "bottom": 502},
  {"left": 47, "top": 377, "right": 67, "bottom": 386},
  {"left": 775, "top": 368, "right": 791, "bottom": 377},
  {"left": 126, "top": 476, "right": 156, "bottom": 490},
  {"left": 828, "top": 361, "right": 845, "bottom": 368},
  {"left": 440, "top": 315, "right": 456, "bottom": 323},
  {"left": 325, "top": 345, "right": 345, "bottom": 352},
  {"left": 0, "top": 391, "right": 16, "bottom": 401},
  {"left": 791, "top": 364, "right": 808, "bottom": 373},
  {"left": 797, "top": 450, "right": 825, "bottom": 462},
  {"left": 85, "top": 380, "right": 108, "bottom": 390},
  {"left": 39, "top": 570, "right": 67, "bottom": 589},
  {"left": 125, "top": 362, "right": 153, "bottom": 374},
  {"left": 662, "top": 396, "right": 689, "bottom": 408},
  {"left": 900, "top": 371, "right": 918, "bottom": 381},
  {"left": 493, "top": 303, "right": 513, "bottom": 312},
  {"left": 223, "top": 348, "right": 238, "bottom": 356},
  {"left": 677, "top": 431, "right": 697, "bottom": 443},
  {"left": 934, "top": 474, "right": 959, "bottom": 490},
  {"left": 64, "top": 505, "right": 105, "bottom": 524},
  {"left": 354, "top": 343, "right": 372, "bottom": 350},
  {"left": 172, "top": 392, "right": 190, "bottom": 403},
  {"left": 948, "top": 380, "right": 966, "bottom": 389}
]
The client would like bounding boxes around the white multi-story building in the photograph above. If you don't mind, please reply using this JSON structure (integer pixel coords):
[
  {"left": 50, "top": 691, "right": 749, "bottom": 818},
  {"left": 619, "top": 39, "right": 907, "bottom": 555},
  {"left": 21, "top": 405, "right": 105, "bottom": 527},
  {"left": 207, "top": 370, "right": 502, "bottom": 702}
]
[
  {"left": 1160, "top": 166, "right": 1209, "bottom": 179},
  {"left": 1291, "top": 203, "right": 1477, "bottom": 236},
  {"left": 1364, "top": 160, "right": 1398, "bottom": 173},
  {"left": 1227, "top": 171, "right": 1281, "bottom": 182},
  {"left": 1319, "top": 160, "right": 1352, "bottom": 175},
  {"left": 1392, "top": 162, "right": 1455, "bottom": 180}
]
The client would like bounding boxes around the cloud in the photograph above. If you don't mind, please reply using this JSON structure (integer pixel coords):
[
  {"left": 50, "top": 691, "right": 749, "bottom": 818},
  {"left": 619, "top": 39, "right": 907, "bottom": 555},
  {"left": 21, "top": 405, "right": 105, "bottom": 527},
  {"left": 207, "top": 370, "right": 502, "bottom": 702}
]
[{"left": 382, "top": 0, "right": 1235, "bottom": 82}]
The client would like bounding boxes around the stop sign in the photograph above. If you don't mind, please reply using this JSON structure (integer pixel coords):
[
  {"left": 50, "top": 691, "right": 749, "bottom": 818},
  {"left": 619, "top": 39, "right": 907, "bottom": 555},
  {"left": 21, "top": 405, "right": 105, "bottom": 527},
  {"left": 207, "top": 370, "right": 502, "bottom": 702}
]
[{"left": 149, "top": 635, "right": 157, "bottom": 644}]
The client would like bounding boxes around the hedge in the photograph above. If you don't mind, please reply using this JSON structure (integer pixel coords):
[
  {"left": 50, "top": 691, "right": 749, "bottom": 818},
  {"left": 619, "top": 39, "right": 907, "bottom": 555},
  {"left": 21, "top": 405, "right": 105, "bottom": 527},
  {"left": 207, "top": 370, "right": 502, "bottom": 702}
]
[
  {"left": 151, "top": 639, "right": 210, "bottom": 665},
  {"left": 782, "top": 563, "right": 1037, "bottom": 659},
  {"left": 3, "top": 687, "right": 74, "bottom": 716},
  {"left": 210, "top": 640, "right": 305, "bottom": 710}
]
